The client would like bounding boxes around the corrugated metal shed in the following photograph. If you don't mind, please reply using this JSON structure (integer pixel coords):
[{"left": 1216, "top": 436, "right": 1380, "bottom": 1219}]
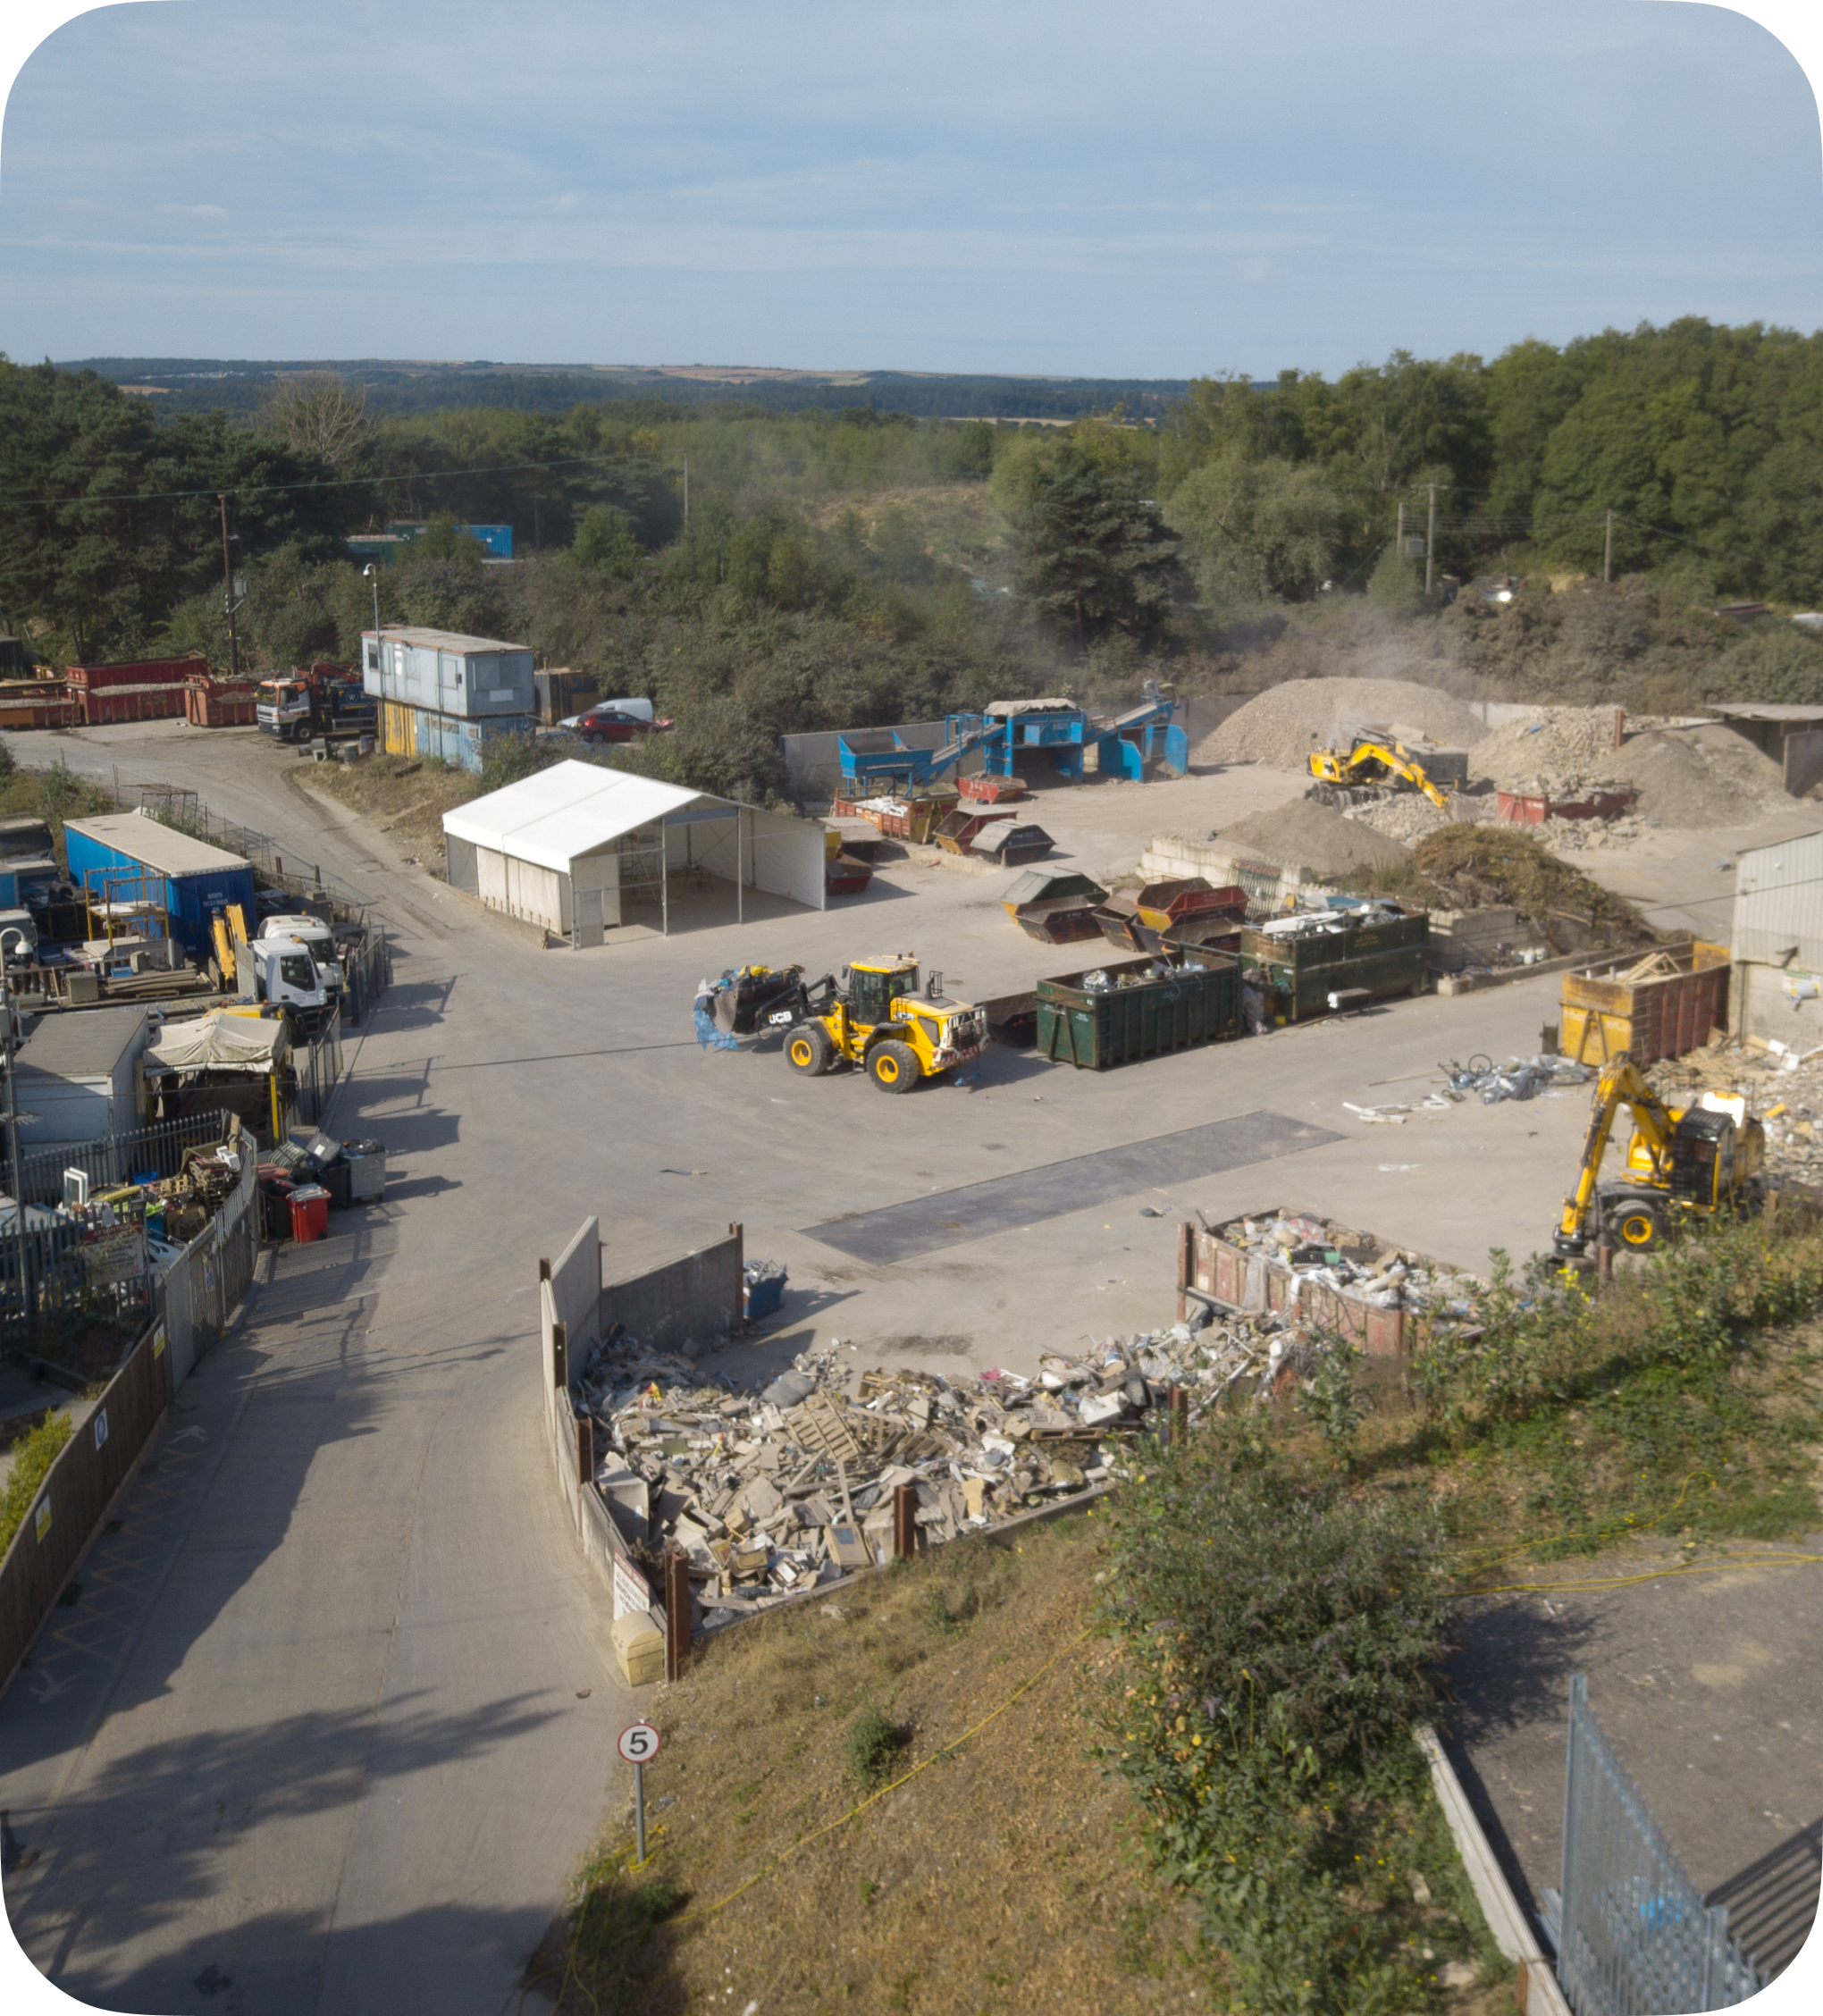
[
  {"left": 63, "top": 812, "right": 257, "bottom": 960},
  {"left": 63, "top": 812, "right": 247, "bottom": 878},
  {"left": 1733, "top": 831, "right": 1823, "bottom": 969}
]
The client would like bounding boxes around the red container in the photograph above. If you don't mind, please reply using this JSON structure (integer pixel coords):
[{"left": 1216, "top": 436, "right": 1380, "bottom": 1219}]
[
  {"left": 290, "top": 1186, "right": 330, "bottom": 1243},
  {"left": 66, "top": 654, "right": 206, "bottom": 726},
  {"left": 185, "top": 683, "right": 259, "bottom": 727},
  {"left": 1497, "top": 787, "right": 1636, "bottom": 825},
  {"left": 959, "top": 773, "right": 1026, "bottom": 803}
]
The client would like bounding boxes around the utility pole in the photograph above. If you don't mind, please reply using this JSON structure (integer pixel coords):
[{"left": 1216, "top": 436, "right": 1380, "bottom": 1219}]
[
  {"left": 1424, "top": 483, "right": 1437, "bottom": 598},
  {"left": 218, "top": 493, "right": 240, "bottom": 680},
  {"left": 683, "top": 454, "right": 689, "bottom": 525},
  {"left": 3, "top": 963, "right": 29, "bottom": 1340},
  {"left": 1604, "top": 508, "right": 1613, "bottom": 585}
]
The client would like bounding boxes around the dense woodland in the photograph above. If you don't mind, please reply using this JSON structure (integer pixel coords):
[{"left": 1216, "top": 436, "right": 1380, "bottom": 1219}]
[{"left": 4, "top": 318, "right": 1823, "bottom": 804}]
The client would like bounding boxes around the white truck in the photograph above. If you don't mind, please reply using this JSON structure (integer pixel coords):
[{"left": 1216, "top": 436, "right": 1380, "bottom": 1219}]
[
  {"left": 256, "top": 913, "right": 344, "bottom": 1007},
  {"left": 241, "top": 937, "right": 331, "bottom": 1031}
]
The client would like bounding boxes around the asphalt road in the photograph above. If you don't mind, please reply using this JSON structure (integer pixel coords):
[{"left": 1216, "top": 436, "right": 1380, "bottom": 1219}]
[{"left": 0, "top": 719, "right": 1801, "bottom": 2012}]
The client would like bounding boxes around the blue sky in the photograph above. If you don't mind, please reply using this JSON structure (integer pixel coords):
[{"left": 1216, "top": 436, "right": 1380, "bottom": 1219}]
[{"left": 0, "top": 0, "right": 1819, "bottom": 377}]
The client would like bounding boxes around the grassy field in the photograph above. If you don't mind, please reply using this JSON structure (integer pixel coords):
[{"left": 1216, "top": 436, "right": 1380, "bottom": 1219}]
[{"left": 537, "top": 1515, "right": 1511, "bottom": 2016}]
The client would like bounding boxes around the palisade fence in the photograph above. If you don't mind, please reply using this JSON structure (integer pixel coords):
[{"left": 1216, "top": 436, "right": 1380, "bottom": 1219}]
[
  {"left": 1553, "top": 1674, "right": 1766, "bottom": 2014},
  {"left": 341, "top": 928, "right": 393, "bottom": 1029},
  {"left": 15, "top": 1111, "right": 227, "bottom": 1207},
  {"left": 138, "top": 788, "right": 370, "bottom": 927},
  {"left": 293, "top": 1008, "right": 344, "bottom": 1129},
  {"left": 159, "top": 1149, "right": 258, "bottom": 1388}
]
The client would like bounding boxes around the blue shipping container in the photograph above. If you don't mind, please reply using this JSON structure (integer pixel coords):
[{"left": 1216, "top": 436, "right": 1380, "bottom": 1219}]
[{"left": 63, "top": 813, "right": 258, "bottom": 960}]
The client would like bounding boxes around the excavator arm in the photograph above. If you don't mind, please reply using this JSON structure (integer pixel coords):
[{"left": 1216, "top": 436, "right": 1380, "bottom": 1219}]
[{"left": 1556, "top": 1054, "right": 1680, "bottom": 1253}]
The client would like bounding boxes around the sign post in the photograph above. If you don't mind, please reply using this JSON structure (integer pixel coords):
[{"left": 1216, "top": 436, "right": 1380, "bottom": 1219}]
[{"left": 617, "top": 1721, "right": 662, "bottom": 1864}]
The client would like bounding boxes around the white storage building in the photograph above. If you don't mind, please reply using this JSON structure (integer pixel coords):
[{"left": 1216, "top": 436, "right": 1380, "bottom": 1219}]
[
  {"left": 13, "top": 1005, "right": 151, "bottom": 1145},
  {"left": 1732, "top": 829, "right": 1823, "bottom": 1042},
  {"left": 441, "top": 760, "right": 825, "bottom": 942}
]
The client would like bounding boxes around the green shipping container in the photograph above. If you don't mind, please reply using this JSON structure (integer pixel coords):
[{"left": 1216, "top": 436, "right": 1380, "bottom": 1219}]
[
  {"left": 1035, "top": 953, "right": 1240, "bottom": 1069},
  {"left": 1238, "top": 904, "right": 1428, "bottom": 972},
  {"left": 1239, "top": 942, "right": 1430, "bottom": 1021}
]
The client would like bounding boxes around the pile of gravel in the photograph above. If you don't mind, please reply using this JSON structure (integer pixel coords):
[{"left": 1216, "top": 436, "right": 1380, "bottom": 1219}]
[
  {"left": 1217, "top": 798, "right": 1411, "bottom": 878},
  {"left": 1200, "top": 677, "right": 1487, "bottom": 773}
]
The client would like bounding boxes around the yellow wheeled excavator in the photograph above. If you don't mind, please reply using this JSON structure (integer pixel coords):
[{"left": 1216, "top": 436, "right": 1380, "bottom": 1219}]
[
  {"left": 1307, "top": 735, "right": 1453, "bottom": 810},
  {"left": 1553, "top": 1053, "right": 1765, "bottom": 1262},
  {"left": 781, "top": 953, "right": 987, "bottom": 1093}
]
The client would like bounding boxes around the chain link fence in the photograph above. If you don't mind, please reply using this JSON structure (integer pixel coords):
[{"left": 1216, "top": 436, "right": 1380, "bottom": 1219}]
[{"left": 1555, "top": 1673, "right": 1766, "bottom": 2014}]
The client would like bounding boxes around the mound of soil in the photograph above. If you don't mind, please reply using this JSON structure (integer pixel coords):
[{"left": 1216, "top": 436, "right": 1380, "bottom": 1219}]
[
  {"left": 1201, "top": 677, "right": 1487, "bottom": 772},
  {"left": 1220, "top": 797, "right": 1411, "bottom": 878}
]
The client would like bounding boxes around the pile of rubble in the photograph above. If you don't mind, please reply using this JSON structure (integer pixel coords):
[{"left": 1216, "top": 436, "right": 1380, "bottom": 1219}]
[
  {"left": 1649, "top": 1037, "right": 1823, "bottom": 1188},
  {"left": 1338, "top": 793, "right": 1462, "bottom": 844},
  {"left": 1520, "top": 811, "right": 1653, "bottom": 853},
  {"left": 568, "top": 1311, "right": 1324, "bottom": 1616}
]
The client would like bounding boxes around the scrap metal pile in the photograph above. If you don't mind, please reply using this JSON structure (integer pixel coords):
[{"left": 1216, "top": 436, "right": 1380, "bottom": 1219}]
[
  {"left": 570, "top": 1313, "right": 1284, "bottom": 1615},
  {"left": 1344, "top": 1052, "right": 1594, "bottom": 1124}
]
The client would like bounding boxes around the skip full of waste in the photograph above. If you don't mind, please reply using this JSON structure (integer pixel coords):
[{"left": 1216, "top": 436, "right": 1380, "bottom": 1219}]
[
  {"left": 567, "top": 1310, "right": 1301, "bottom": 1622},
  {"left": 1207, "top": 1210, "right": 1483, "bottom": 1322}
]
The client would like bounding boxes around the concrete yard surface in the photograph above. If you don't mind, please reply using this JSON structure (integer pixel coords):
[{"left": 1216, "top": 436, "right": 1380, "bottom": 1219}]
[
  {"left": 1, "top": 715, "right": 1818, "bottom": 2012},
  {"left": 1445, "top": 1543, "right": 1823, "bottom": 1980}
]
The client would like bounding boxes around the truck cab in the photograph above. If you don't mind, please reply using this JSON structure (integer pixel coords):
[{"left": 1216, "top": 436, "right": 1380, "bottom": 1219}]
[
  {"left": 257, "top": 912, "right": 343, "bottom": 1002},
  {"left": 256, "top": 676, "right": 314, "bottom": 741},
  {"left": 248, "top": 937, "right": 330, "bottom": 1033}
]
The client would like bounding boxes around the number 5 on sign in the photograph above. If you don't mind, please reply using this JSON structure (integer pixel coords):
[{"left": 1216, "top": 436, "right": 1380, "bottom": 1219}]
[
  {"left": 617, "top": 1722, "right": 661, "bottom": 1764},
  {"left": 619, "top": 1722, "right": 661, "bottom": 1864}
]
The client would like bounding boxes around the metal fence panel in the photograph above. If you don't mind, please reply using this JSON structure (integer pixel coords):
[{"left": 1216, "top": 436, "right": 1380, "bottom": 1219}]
[
  {"left": 16, "top": 1112, "right": 227, "bottom": 1207},
  {"left": 1558, "top": 1673, "right": 1766, "bottom": 2014},
  {"left": 294, "top": 1008, "right": 344, "bottom": 1127},
  {"left": 157, "top": 1153, "right": 257, "bottom": 1378}
]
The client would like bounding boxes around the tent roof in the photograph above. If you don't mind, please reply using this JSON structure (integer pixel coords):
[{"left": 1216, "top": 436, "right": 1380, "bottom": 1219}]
[
  {"left": 442, "top": 760, "right": 733, "bottom": 874},
  {"left": 145, "top": 1011, "right": 290, "bottom": 1075}
]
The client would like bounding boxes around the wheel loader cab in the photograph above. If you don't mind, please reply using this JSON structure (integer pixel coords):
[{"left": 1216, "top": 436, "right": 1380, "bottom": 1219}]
[{"left": 845, "top": 960, "right": 919, "bottom": 1026}]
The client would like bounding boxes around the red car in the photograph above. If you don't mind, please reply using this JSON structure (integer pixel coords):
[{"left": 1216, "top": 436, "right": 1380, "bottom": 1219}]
[{"left": 567, "top": 704, "right": 672, "bottom": 745}]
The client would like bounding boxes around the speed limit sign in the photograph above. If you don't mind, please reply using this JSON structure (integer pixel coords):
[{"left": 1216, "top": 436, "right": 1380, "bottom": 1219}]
[{"left": 617, "top": 1721, "right": 661, "bottom": 1765}]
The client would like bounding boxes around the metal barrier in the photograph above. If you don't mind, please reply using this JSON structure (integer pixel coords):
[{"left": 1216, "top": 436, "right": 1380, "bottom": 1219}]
[
  {"left": 341, "top": 927, "right": 393, "bottom": 1028},
  {"left": 0, "top": 1203, "right": 155, "bottom": 1345},
  {"left": 158, "top": 1152, "right": 258, "bottom": 1388},
  {"left": 14, "top": 1112, "right": 228, "bottom": 1208},
  {"left": 1557, "top": 1673, "right": 1765, "bottom": 2013},
  {"left": 292, "top": 1006, "right": 344, "bottom": 1128}
]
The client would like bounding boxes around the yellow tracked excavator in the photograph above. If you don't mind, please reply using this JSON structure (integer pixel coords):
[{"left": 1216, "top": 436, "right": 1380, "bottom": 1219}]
[
  {"left": 1553, "top": 1053, "right": 1765, "bottom": 1262},
  {"left": 1307, "top": 735, "right": 1453, "bottom": 811}
]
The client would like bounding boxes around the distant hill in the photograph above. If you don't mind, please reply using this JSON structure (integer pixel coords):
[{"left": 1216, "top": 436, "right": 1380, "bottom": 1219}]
[{"left": 56, "top": 357, "right": 1194, "bottom": 423}]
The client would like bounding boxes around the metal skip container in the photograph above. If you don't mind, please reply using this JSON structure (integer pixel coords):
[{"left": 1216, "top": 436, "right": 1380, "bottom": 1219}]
[{"left": 1036, "top": 952, "right": 1240, "bottom": 1069}]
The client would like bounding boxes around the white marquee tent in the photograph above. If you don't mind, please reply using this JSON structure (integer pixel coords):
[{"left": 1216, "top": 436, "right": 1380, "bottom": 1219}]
[{"left": 441, "top": 760, "right": 825, "bottom": 942}]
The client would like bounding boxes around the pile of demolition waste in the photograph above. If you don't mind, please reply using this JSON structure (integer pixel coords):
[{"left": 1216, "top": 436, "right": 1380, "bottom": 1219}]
[{"left": 567, "top": 1310, "right": 1329, "bottom": 1616}]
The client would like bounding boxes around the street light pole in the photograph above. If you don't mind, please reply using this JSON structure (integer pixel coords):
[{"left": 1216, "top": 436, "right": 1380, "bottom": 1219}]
[{"left": 363, "top": 563, "right": 381, "bottom": 636}]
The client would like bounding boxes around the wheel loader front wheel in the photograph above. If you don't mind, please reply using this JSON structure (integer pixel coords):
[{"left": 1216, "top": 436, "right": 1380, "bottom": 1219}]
[
  {"left": 869, "top": 1039, "right": 920, "bottom": 1093},
  {"left": 786, "top": 1027, "right": 832, "bottom": 1076}
]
